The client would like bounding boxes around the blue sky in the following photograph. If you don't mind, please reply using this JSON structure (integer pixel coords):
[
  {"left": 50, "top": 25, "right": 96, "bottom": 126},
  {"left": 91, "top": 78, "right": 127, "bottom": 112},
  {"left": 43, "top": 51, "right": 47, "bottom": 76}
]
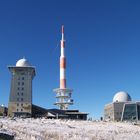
[{"left": 0, "top": 0, "right": 140, "bottom": 119}]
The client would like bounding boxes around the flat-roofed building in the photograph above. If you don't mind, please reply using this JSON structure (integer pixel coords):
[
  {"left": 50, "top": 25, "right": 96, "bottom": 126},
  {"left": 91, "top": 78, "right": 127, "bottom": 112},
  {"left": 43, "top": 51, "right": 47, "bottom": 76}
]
[{"left": 104, "top": 91, "right": 140, "bottom": 121}]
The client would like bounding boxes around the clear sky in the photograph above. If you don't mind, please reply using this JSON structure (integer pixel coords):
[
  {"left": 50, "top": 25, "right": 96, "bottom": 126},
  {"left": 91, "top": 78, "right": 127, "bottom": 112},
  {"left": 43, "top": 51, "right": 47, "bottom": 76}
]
[{"left": 0, "top": 0, "right": 140, "bottom": 119}]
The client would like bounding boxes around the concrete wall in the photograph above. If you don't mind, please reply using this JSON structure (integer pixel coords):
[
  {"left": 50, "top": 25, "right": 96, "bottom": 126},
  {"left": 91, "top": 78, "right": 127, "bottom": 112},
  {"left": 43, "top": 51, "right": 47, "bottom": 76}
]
[
  {"left": 8, "top": 67, "right": 35, "bottom": 117},
  {"left": 104, "top": 103, "right": 114, "bottom": 120},
  {"left": 104, "top": 102, "right": 128, "bottom": 121},
  {"left": 8, "top": 102, "right": 32, "bottom": 117},
  {"left": 114, "top": 102, "right": 125, "bottom": 121}
]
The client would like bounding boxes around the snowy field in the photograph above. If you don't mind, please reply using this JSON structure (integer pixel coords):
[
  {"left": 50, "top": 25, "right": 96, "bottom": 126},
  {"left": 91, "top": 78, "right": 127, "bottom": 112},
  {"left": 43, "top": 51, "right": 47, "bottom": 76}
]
[{"left": 0, "top": 118, "right": 140, "bottom": 140}]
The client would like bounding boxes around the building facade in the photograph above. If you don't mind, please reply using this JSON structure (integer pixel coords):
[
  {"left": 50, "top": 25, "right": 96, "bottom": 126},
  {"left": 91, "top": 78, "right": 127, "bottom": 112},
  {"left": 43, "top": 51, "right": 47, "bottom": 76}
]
[
  {"left": 121, "top": 102, "right": 140, "bottom": 121},
  {"left": 104, "top": 102, "right": 126, "bottom": 121},
  {"left": 47, "top": 109, "right": 88, "bottom": 120},
  {"left": 104, "top": 91, "right": 140, "bottom": 121},
  {"left": 8, "top": 58, "right": 35, "bottom": 117}
]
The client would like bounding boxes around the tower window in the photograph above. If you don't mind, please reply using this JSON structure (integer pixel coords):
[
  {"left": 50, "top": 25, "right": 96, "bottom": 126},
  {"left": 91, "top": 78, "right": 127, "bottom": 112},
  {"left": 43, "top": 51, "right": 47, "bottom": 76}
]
[
  {"left": 18, "top": 82, "right": 20, "bottom": 85},
  {"left": 17, "top": 98, "right": 19, "bottom": 101},
  {"left": 22, "top": 77, "right": 24, "bottom": 80},
  {"left": 17, "top": 103, "right": 19, "bottom": 106},
  {"left": 21, "top": 103, "right": 23, "bottom": 106},
  {"left": 17, "top": 87, "right": 20, "bottom": 90},
  {"left": 17, "top": 92, "right": 19, "bottom": 96},
  {"left": 21, "top": 98, "right": 23, "bottom": 101},
  {"left": 21, "top": 92, "right": 23, "bottom": 96},
  {"left": 21, "top": 87, "right": 24, "bottom": 90},
  {"left": 22, "top": 82, "right": 24, "bottom": 85}
]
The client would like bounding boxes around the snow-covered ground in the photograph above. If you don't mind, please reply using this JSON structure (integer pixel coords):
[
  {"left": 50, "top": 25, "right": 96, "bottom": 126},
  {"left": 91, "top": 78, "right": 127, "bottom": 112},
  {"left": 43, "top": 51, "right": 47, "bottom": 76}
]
[{"left": 0, "top": 117, "right": 140, "bottom": 140}]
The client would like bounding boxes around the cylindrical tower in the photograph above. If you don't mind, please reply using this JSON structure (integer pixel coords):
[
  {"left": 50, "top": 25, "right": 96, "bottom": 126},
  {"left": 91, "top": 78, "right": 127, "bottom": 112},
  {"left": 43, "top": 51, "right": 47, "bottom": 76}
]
[
  {"left": 60, "top": 25, "right": 66, "bottom": 89},
  {"left": 53, "top": 26, "right": 73, "bottom": 110}
]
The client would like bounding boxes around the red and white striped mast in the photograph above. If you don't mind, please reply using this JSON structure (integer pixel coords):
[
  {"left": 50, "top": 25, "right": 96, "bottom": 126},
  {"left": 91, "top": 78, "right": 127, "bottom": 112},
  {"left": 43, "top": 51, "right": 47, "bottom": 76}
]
[
  {"left": 53, "top": 25, "right": 73, "bottom": 110},
  {"left": 60, "top": 25, "right": 66, "bottom": 89}
]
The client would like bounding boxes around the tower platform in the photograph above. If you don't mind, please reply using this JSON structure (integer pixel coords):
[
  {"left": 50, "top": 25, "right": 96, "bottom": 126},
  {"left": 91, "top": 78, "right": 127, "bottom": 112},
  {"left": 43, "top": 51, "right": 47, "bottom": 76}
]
[{"left": 53, "top": 88, "right": 73, "bottom": 110}]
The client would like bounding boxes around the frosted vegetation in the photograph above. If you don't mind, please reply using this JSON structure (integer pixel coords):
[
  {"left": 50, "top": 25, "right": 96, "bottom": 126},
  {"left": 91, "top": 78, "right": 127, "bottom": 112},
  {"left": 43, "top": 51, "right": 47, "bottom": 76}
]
[{"left": 0, "top": 117, "right": 140, "bottom": 140}]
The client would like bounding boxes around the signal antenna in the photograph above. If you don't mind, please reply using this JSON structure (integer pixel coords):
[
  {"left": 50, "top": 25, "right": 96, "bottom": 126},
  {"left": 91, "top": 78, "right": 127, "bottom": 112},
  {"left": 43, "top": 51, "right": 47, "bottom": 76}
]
[{"left": 53, "top": 25, "right": 73, "bottom": 110}]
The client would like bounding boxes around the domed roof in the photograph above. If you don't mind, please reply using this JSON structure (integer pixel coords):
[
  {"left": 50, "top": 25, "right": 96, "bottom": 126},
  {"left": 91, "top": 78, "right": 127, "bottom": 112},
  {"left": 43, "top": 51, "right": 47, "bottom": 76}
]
[
  {"left": 16, "top": 58, "right": 31, "bottom": 67},
  {"left": 113, "top": 91, "right": 132, "bottom": 102}
]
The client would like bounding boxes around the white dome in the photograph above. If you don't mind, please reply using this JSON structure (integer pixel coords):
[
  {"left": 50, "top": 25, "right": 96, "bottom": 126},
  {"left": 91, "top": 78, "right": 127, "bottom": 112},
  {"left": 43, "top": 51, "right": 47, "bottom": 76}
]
[
  {"left": 16, "top": 58, "right": 31, "bottom": 67},
  {"left": 113, "top": 91, "right": 132, "bottom": 102}
]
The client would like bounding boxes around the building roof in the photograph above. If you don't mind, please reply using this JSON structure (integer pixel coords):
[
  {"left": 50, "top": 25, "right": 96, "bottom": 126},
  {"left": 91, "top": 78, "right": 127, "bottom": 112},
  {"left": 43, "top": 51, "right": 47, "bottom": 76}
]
[{"left": 65, "top": 112, "right": 88, "bottom": 115}]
